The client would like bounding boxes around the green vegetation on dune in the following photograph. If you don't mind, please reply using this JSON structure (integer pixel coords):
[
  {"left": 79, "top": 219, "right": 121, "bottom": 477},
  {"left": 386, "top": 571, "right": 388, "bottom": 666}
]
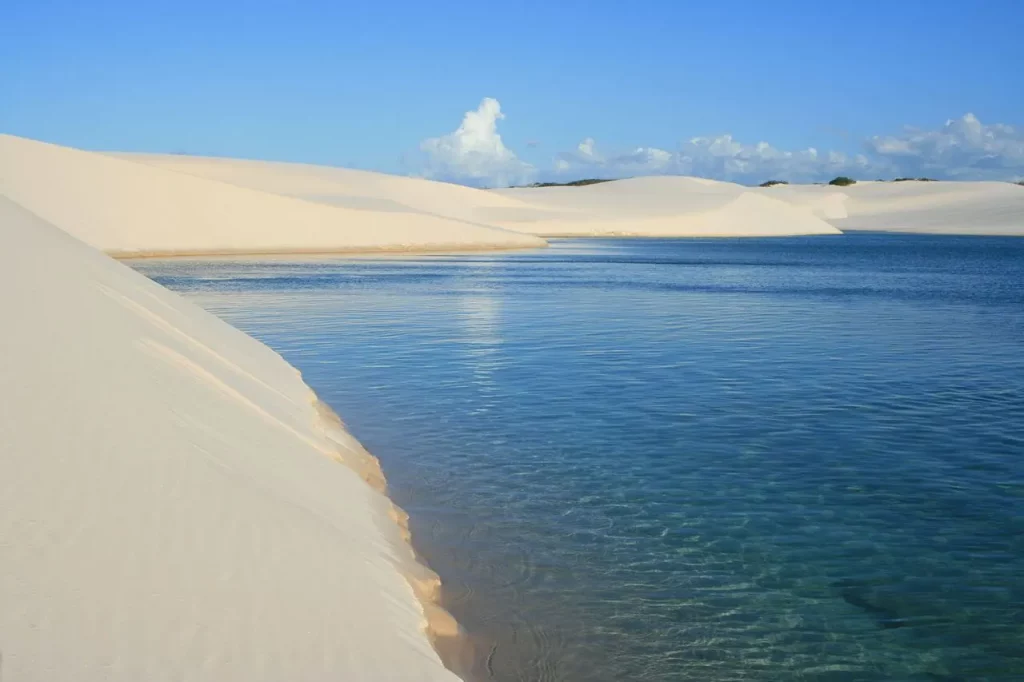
[
  {"left": 515, "top": 178, "right": 616, "bottom": 188},
  {"left": 508, "top": 176, "right": 1024, "bottom": 190},
  {"left": 829, "top": 176, "right": 857, "bottom": 186}
]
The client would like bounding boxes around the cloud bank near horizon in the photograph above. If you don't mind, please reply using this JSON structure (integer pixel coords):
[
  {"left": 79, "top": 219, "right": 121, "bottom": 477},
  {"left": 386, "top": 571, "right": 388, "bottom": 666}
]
[{"left": 417, "top": 100, "right": 1024, "bottom": 187}]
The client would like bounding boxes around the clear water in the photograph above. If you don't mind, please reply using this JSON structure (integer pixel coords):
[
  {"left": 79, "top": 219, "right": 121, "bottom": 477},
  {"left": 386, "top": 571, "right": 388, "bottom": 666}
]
[{"left": 134, "top": 235, "right": 1024, "bottom": 682}]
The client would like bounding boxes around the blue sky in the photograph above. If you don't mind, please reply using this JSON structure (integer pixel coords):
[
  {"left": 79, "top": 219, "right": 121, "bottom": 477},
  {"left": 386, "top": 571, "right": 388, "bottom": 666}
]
[{"left": 3, "top": 0, "right": 1023, "bottom": 185}]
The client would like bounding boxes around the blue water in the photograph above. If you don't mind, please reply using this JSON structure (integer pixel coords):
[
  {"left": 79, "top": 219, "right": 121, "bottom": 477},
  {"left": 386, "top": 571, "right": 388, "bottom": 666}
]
[{"left": 134, "top": 235, "right": 1024, "bottom": 682}]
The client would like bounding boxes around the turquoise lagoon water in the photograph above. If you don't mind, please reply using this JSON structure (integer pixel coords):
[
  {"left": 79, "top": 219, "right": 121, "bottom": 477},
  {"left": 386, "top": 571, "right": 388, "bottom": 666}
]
[{"left": 134, "top": 235, "right": 1024, "bottom": 681}]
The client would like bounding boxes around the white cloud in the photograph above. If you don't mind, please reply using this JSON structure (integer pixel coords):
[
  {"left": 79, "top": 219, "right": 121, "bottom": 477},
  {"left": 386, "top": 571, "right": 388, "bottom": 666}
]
[
  {"left": 576, "top": 137, "right": 600, "bottom": 161},
  {"left": 865, "top": 113, "right": 1024, "bottom": 179},
  {"left": 554, "top": 135, "right": 870, "bottom": 184},
  {"left": 552, "top": 114, "right": 1024, "bottom": 183},
  {"left": 415, "top": 104, "right": 1024, "bottom": 186},
  {"left": 418, "top": 98, "right": 533, "bottom": 187}
]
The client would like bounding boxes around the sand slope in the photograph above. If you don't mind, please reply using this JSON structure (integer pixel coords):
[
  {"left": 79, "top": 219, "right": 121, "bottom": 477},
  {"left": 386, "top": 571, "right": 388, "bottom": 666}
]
[
  {"left": 760, "top": 181, "right": 1024, "bottom": 235},
  {"left": 492, "top": 177, "right": 843, "bottom": 237},
  {"left": 7, "top": 134, "right": 1019, "bottom": 244},
  {"left": 0, "top": 134, "right": 546, "bottom": 256},
  {"left": 115, "top": 152, "right": 546, "bottom": 227},
  {"left": 116, "top": 155, "right": 841, "bottom": 238},
  {"left": 0, "top": 197, "right": 461, "bottom": 681}
]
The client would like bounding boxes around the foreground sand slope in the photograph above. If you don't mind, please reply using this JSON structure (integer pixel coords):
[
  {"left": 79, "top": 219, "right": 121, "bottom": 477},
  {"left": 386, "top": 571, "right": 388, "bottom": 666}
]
[
  {"left": 492, "top": 177, "right": 843, "bottom": 237},
  {"left": 0, "top": 197, "right": 461, "bottom": 681},
  {"left": 0, "top": 134, "right": 545, "bottom": 255},
  {"left": 760, "top": 181, "right": 1024, "bottom": 235},
  {"left": 117, "top": 155, "right": 841, "bottom": 238}
]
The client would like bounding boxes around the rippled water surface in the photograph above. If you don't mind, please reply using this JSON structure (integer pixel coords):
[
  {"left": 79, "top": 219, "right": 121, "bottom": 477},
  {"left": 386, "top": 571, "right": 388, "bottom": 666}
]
[{"left": 134, "top": 235, "right": 1024, "bottom": 681}]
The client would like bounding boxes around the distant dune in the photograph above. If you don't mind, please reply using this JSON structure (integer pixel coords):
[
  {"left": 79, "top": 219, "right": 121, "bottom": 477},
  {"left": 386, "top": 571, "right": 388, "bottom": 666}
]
[
  {"left": 493, "top": 176, "right": 843, "bottom": 237},
  {"left": 118, "top": 154, "right": 840, "bottom": 239},
  {"left": 759, "top": 180, "right": 1024, "bottom": 235},
  {"left": 112, "top": 151, "right": 552, "bottom": 234},
  {"left": 0, "top": 135, "right": 546, "bottom": 256},
  {"left": 3, "top": 135, "right": 1021, "bottom": 250}
]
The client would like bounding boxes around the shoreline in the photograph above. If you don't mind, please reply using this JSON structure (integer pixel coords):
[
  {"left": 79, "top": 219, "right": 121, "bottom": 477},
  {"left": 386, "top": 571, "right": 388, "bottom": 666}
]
[
  {"left": 520, "top": 230, "right": 846, "bottom": 238},
  {"left": 312, "top": 400, "right": 479, "bottom": 681},
  {"left": 112, "top": 241, "right": 548, "bottom": 261}
]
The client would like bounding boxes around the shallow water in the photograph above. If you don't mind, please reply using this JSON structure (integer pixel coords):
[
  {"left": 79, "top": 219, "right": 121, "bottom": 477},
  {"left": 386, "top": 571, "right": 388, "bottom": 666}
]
[{"left": 135, "top": 235, "right": 1024, "bottom": 682}]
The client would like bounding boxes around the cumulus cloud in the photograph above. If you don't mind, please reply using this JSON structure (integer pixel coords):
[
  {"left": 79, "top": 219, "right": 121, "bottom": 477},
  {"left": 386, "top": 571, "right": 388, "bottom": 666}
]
[
  {"left": 866, "top": 113, "right": 1024, "bottom": 179},
  {"left": 418, "top": 98, "right": 533, "bottom": 187},
  {"left": 552, "top": 114, "right": 1024, "bottom": 183},
  {"left": 554, "top": 136, "right": 870, "bottom": 184},
  {"left": 416, "top": 104, "right": 1024, "bottom": 186}
]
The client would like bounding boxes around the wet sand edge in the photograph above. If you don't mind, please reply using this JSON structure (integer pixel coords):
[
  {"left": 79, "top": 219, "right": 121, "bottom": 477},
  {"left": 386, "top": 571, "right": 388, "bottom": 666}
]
[{"left": 313, "top": 399, "right": 480, "bottom": 681}]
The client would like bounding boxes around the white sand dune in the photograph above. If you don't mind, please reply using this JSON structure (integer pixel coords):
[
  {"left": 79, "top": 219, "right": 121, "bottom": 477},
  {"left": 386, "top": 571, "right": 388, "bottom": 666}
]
[
  {"left": 115, "top": 155, "right": 841, "bottom": 238},
  {"left": 760, "top": 180, "right": 1024, "bottom": 235},
  {"left": 491, "top": 177, "right": 843, "bottom": 237},
  {"left": 114, "top": 151, "right": 547, "bottom": 228},
  {"left": 750, "top": 184, "right": 851, "bottom": 221},
  {"left": 0, "top": 134, "right": 546, "bottom": 256},
  {"left": 7, "top": 134, "right": 1020, "bottom": 247},
  {"left": 0, "top": 196, "right": 462, "bottom": 681}
]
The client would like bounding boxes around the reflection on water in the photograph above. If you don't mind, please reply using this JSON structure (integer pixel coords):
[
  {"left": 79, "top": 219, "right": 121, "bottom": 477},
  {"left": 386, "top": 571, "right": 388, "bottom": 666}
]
[
  {"left": 459, "top": 294, "right": 503, "bottom": 398},
  {"left": 134, "top": 235, "right": 1024, "bottom": 682}
]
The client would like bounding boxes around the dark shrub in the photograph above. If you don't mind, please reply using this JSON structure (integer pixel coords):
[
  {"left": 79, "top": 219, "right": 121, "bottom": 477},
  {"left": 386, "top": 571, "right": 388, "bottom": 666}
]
[
  {"left": 525, "top": 178, "right": 614, "bottom": 188},
  {"left": 828, "top": 176, "right": 856, "bottom": 186},
  {"left": 759, "top": 180, "right": 788, "bottom": 187}
]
